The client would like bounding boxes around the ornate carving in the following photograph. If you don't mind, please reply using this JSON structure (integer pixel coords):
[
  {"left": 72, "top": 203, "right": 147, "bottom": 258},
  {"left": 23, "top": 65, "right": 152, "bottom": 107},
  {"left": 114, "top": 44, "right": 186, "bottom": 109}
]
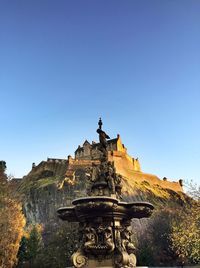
[
  {"left": 121, "top": 227, "right": 135, "bottom": 254},
  {"left": 81, "top": 223, "right": 115, "bottom": 255},
  {"left": 106, "top": 161, "right": 116, "bottom": 194},
  {"left": 85, "top": 119, "right": 123, "bottom": 199},
  {"left": 85, "top": 163, "right": 99, "bottom": 183},
  {"left": 84, "top": 227, "right": 97, "bottom": 252},
  {"left": 115, "top": 226, "right": 136, "bottom": 267},
  {"left": 103, "top": 226, "right": 115, "bottom": 253},
  {"left": 115, "top": 251, "right": 136, "bottom": 268},
  {"left": 86, "top": 159, "right": 122, "bottom": 198},
  {"left": 71, "top": 249, "right": 88, "bottom": 268}
]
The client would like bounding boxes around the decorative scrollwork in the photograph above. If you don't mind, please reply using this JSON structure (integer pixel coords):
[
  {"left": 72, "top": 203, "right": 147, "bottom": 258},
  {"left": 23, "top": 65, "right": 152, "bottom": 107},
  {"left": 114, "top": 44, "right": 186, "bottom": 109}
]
[
  {"left": 115, "top": 225, "right": 137, "bottom": 267},
  {"left": 115, "top": 251, "right": 136, "bottom": 268},
  {"left": 71, "top": 249, "right": 88, "bottom": 268},
  {"left": 129, "top": 253, "right": 137, "bottom": 267}
]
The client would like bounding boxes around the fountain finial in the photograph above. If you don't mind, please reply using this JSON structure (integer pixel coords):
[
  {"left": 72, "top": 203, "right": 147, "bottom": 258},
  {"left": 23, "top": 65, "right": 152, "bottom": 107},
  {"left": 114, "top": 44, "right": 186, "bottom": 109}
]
[
  {"left": 98, "top": 117, "right": 103, "bottom": 130},
  {"left": 96, "top": 118, "right": 110, "bottom": 159}
]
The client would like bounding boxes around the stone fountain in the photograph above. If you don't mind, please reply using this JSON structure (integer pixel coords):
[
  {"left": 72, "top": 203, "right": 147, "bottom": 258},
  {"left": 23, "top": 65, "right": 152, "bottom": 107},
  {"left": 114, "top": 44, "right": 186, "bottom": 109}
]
[{"left": 57, "top": 119, "right": 154, "bottom": 268}]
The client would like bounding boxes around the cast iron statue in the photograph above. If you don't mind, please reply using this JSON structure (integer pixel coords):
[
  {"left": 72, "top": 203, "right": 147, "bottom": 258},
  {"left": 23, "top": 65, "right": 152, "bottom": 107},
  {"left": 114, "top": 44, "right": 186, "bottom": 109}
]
[
  {"left": 96, "top": 117, "right": 110, "bottom": 161},
  {"left": 85, "top": 119, "right": 123, "bottom": 198}
]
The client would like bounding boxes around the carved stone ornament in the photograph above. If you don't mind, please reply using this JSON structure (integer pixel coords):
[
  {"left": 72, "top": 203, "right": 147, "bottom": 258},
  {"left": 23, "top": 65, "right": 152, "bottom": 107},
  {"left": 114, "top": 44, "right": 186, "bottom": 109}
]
[
  {"left": 71, "top": 249, "right": 88, "bottom": 268},
  {"left": 86, "top": 160, "right": 122, "bottom": 198},
  {"left": 115, "top": 251, "right": 137, "bottom": 268},
  {"left": 80, "top": 223, "right": 115, "bottom": 256}
]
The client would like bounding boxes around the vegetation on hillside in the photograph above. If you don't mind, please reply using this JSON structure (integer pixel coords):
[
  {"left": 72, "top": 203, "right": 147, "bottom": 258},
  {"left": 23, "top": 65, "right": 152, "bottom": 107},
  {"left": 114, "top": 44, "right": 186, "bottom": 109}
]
[
  {"left": 0, "top": 161, "right": 26, "bottom": 268},
  {"left": 170, "top": 182, "right": 200, "bottom": 264},
  {"left": 16, "top": 223, "right": 78, "bottom": 268},
  {"left": 135, "top": 181, "right": 200, "bottom": 266},
  {"left": 17, "top": 224, "right": 43, "bottom": 267},
  {"left": 1, "top": 160, "right": 199, "bottom": 267}
]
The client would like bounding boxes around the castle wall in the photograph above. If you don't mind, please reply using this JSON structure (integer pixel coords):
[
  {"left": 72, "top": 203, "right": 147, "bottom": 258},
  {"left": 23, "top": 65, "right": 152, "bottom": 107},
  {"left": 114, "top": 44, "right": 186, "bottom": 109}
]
[
  {"left": 70, "top": 135, "right": 182, "bottom": 193},
  {"left": 116, "top": 137, "right": 127, "bottom": 153},
  {"left": 132, "top": 158, "right": 141, "bottom": 172},
  {"left": 29, "top": 155, "right": 182, "bottom": 195},
  {"left": 68, "top": 158, "right": 99, "bottom": 168},
  {"left": 75, "top": 137, "right": 119, "bottom": 160},
  {"left": 76, "top": 146, "right": 119, "bottom": 160},
  {"left": 108, "top": 151, "right": 141, "bottom": 173},
  {"left": 107, "top": 151, "right": 182, "bottom": 192}
]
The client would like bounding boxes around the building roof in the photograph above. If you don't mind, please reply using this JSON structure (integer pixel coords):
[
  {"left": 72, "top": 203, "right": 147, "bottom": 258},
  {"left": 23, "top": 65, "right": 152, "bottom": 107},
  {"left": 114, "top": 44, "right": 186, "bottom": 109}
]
[
  {"left": 75, "top": 137, "right": 119, "bottom": 154},
  {"left": 83, "top": 140, "right": 90, "bottom": 146}
]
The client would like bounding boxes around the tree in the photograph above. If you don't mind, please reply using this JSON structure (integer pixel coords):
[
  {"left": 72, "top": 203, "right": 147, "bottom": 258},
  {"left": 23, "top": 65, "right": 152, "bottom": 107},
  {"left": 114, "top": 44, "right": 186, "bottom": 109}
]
[
  {"left": 171, "top": 199, "right": 200, "bottom": 264},
  {"left": 0, "top": 161, "right": 26, "bottom": 268},
  {"left": 26, "top": 225, "right": 43, "bottom": 265},
  {"left": 0, "top": 160, "right": 7, "bottom": 184},
  {"left": 136, "top": 208, "right": 182, "bottom": 266},
  {"left": 17, "top": 236, "right": 28, "bottom": 266},
  {"left": 34, "top": 223, "right": 79, "bottom": 268},
  {"left": 136, "top": 181, "right": 200, "bottom": 266},
  {"left": 17, "top": 224, "right": 43, "bottom": 267},
  {"left": 185, "top": 180, "right": 200, "bottom": 201}
]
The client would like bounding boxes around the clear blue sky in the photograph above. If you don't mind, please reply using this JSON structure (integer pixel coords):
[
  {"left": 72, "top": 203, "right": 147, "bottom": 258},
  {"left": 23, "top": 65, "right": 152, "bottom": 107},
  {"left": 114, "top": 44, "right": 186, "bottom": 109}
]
[{"left": 0, "top": 0, "right": 200, "bottom": 186}]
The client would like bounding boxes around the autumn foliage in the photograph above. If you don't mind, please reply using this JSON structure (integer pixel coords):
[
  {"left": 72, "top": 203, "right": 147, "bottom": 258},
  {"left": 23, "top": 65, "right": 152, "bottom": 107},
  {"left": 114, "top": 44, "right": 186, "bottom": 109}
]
[
  {"left": 171, "top": 201, "right": 200, "bottom": 264},
  {"left": 136, "top": 199, "right": 200, "bottom": 266},
  {"left": 0, "top": 162, "right": 25, "bottom": 268}
]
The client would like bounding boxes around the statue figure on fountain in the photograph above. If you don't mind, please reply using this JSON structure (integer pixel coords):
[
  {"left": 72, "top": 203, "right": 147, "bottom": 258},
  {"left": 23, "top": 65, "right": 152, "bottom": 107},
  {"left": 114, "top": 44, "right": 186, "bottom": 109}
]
[
  {"left": 84, "top": 227, "right": 97, "bottom": 252},
  {"left": 106, "top": 161, "right": 115, "bottom": 194},
  {"left": 86, "top": 160, "right": 122, "bottom": 198},
  {"left": 82, "top": 224, "right": 115, "bottom": 255},
  {"left": 85, "top": 118, "right": 122, "bottom": 198},
  {"left": 96, "top": 117, "right": 110, "bottom": 161},
  {"left": 121, "top": 227, "right": 136, "bottom": 253}
]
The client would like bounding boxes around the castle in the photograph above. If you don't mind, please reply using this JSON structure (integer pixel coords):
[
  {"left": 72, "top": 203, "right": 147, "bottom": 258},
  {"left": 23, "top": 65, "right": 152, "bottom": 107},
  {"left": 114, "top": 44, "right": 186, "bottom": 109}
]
[
  {"left": 74, "top": 134, "right": 141, "bottom": 172},
  {"left": 29, "top": 132, "right": 182, "bottom": 193}
]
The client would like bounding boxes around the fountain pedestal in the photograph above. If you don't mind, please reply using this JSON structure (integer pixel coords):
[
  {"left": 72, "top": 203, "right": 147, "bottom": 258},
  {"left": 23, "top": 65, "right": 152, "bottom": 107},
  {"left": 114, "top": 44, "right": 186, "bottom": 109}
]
[{"left": 58, "top": 197, "right": 153, "bottom": 268}]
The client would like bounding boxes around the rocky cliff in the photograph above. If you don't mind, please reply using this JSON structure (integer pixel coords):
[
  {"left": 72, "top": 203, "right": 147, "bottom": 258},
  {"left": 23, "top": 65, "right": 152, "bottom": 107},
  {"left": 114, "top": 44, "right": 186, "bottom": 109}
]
[
  {"left": 18, "top": 157, "right": 188, "bottom": 228},
  {"left": 14, "top": 153, "right": 192, "bottom": 267}
]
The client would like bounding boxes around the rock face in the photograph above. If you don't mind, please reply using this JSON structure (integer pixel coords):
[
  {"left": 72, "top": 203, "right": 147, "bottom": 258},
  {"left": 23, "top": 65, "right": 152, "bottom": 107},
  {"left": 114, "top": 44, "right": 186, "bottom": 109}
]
[
  {"left": 18, "top": 153, "right": 186, "bottom": 229},
  {"left": 19, "top": 160, "right": 87, "bottom": 225}
]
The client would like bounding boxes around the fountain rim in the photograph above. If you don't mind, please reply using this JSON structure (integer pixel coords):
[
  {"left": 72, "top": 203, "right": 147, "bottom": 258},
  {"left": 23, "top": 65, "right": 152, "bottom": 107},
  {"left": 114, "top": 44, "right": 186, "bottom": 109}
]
[
  {"left": 72, "top": 196, "right": 118, "bottom": 205},
  {"left": 71, "top": 196, "right": 154, "bottom": 209}
]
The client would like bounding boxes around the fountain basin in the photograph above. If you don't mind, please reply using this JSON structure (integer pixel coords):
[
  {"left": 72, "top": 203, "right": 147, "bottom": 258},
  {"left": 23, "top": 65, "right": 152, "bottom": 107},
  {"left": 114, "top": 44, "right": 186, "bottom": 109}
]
[{"left": 57, "top": 196, "right": 154, "bottom": 222}]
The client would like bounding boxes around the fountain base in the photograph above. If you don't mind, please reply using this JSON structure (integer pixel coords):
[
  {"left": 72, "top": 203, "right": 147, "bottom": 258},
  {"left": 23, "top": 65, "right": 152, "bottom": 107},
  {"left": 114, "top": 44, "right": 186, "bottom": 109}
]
[{"left": 58, "top": 197, "right": 153, "bottom": 268}]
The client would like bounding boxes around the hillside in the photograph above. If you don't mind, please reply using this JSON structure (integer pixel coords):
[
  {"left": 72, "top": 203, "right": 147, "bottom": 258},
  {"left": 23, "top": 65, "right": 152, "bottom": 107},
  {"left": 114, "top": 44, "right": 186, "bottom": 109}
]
[
  {"left": 18, "top": 156, "right": 189, "bottom": 226},
  {"left": 15, "top": 137, "right": 192, "bottom": 267}
]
